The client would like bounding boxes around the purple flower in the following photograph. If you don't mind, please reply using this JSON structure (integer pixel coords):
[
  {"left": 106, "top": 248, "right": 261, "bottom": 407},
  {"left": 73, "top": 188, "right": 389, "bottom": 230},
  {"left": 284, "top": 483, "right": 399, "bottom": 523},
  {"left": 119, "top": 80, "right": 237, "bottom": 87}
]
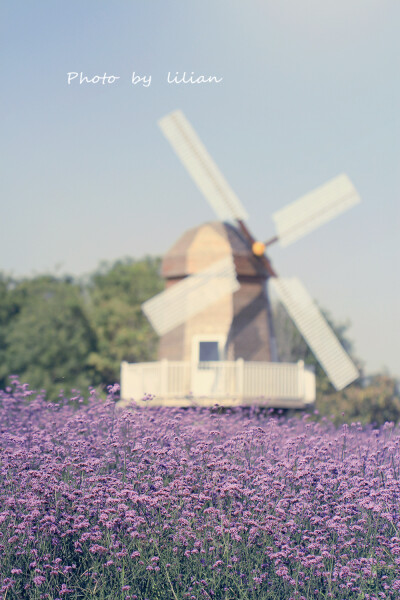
[
  {"left": 89, "top": 544, "right": 108, "bottom": 555},
  {"left": 2, "top": 381, "right": 400, "bottom": 599}
]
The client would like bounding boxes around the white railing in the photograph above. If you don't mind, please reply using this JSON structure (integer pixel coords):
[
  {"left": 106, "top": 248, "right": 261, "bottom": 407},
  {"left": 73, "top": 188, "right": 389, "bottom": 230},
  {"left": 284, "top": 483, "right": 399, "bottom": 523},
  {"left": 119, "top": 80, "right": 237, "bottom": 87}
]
[{"left": 120, "top": 359, "right": 315, "bottom": 407}]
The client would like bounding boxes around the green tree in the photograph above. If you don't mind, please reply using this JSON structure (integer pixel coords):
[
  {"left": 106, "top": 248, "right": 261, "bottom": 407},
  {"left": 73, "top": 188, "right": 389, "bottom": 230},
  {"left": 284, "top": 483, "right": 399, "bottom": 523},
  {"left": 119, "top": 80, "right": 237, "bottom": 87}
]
[
  {"left": 316, "top": 374, "right": 400, "bottom": 427},
  {"left": 86, "top": 256, "right": 163, "bottom": 386},
  {"left": 0, "top": 276, "right": 97, "bottom": 399},
  {"left": 0, "top": 274, "right": 19, "bottom": 390}
]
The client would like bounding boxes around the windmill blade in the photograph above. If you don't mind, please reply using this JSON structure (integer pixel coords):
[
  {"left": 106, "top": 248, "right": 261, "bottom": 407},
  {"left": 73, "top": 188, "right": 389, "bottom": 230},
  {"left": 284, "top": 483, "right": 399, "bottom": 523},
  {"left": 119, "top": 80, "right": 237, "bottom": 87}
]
[
  {"left": 142, "top": 256, "right": 240, "bottom": 336},
  {"left": 272, "top": 174, "right": 361, "bottom": 247},
  {"left": 270, "top": 277, "right": 359, "bottom": 390},
  {"left": 158, "top": 110, "right": 249, "bottom": 222}
]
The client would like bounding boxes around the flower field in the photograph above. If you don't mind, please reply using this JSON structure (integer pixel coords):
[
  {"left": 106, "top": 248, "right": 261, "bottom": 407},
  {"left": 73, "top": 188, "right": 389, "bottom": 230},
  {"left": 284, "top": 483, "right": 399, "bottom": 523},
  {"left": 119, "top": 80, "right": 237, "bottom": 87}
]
[{"left": 1, "top": 379, "right": 400, "bottom": 599}]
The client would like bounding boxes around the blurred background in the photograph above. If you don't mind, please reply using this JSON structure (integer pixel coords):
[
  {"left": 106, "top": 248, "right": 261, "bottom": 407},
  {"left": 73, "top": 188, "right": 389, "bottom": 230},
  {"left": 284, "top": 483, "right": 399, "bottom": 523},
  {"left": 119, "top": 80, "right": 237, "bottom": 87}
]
[{"left": 1, "top": 1, "right": 399, "bottom": 420}]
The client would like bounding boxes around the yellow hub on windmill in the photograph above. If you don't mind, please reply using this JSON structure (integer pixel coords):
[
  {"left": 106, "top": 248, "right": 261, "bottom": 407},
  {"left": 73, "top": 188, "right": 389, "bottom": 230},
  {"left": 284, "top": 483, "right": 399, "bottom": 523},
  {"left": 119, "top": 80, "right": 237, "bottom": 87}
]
[{"left": 252, "top": 241, "right": 266, "bottom": 256}]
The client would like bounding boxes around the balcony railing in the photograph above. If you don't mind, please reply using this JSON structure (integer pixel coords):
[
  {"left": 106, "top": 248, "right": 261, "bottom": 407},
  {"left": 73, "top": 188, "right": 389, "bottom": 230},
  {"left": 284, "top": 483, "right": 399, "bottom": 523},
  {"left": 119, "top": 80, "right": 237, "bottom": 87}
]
[{"left": 120, "top": 359, "right": 315, "bottom": 408}]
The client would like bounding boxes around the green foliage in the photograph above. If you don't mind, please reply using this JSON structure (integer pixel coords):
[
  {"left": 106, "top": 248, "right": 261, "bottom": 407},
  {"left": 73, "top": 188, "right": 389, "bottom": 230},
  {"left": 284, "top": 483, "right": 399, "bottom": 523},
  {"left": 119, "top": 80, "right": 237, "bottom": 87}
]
[
  {"left": 0, "top": 276, "right": 97, "bottom": 399},
  {"left": 316, "top": 374, "right": 400, "bottom": 428},
  {"left": 0, "top": 274, "right": 17, "bottom": 384},
  {"left": 0, "top": 258, "right": 163, "bottom": 400},
  {"left": 86, "top": 256, "right": 163, "bottom": 385}
]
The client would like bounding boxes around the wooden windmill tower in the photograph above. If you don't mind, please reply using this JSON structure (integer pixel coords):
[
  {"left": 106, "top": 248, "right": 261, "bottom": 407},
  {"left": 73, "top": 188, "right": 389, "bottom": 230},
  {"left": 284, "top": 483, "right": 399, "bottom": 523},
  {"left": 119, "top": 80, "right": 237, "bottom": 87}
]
[
  {"left": 157, "top": 221, "right": 278, "bottom": 365},
  {"left": 123, "top": 110, "right": 361, "bottom": 405}
]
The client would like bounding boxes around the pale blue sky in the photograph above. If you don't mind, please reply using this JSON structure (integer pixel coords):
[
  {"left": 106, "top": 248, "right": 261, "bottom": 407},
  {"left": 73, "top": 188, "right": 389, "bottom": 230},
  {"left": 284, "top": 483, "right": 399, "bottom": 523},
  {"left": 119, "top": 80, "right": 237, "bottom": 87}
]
[{"left": 1, "top": 1, "right": 399, "bottom": 377}]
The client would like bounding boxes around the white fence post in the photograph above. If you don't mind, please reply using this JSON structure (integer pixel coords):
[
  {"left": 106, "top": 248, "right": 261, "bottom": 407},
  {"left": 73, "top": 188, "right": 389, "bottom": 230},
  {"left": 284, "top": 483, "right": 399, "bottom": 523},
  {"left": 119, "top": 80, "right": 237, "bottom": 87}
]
[
  {"left": 140, "top": 364, "right": 144, "bottom": 399},
  {"left": 120, "top": 361, "right": 126, "bottom": 400},
  {"left": 297, "top": 360, "right": 304, "bottom": 401},
  {"left": 236, "top": 358, "right": 244, "bottom": 398},
  {"left": 160, "top": 359, "right": 168, "bottom": 397}
]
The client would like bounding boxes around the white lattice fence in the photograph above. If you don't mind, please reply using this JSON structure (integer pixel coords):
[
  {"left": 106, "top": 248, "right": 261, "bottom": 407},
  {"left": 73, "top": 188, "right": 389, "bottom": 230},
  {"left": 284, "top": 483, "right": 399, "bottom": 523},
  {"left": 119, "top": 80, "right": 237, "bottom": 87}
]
[{"left": 120, "top": 359, "right": 315, "bottom": 405}]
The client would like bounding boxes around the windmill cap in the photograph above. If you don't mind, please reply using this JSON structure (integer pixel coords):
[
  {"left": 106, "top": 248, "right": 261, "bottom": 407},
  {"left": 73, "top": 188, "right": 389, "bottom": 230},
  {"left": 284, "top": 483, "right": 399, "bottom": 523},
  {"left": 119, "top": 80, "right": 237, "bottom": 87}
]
[{"left": 162, "top": 221, "right": 269, "bottom": 280}]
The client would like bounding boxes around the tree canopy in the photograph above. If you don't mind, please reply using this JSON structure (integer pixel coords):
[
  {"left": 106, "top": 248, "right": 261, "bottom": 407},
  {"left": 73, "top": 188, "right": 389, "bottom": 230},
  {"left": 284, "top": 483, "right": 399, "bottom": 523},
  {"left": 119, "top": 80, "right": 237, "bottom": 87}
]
[
  {"left": 0, "top": 257, "right": 162, "bottom": 399},
  {"left": 0, "top": 276, "right": 97, "bottom": 399},
  {"left": 86, "top": 257, "right": 163, "bottom": 384}
]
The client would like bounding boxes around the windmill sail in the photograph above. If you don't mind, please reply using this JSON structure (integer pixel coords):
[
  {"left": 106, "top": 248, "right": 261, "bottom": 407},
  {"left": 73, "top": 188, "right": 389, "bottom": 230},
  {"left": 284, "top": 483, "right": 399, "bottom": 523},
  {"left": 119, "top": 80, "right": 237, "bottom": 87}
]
[
  {"left": 272, "top": 174, "right": 361, "bottom": 247},
  {"left": 142, "top": 256, "right": 240, "bottom": 336},
  {"left": 159, "top": 110, "right": 249, "bottom": 222},
  {"left": 270, "top": 277, "right": 359, "bottom": 390}
]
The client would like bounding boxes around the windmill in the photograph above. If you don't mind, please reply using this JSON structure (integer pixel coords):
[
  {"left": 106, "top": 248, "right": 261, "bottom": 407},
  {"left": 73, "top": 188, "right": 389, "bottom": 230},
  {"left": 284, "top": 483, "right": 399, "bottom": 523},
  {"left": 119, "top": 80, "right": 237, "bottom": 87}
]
[{"left": 141, "top": 110, "right": 360, "bottom": 394}]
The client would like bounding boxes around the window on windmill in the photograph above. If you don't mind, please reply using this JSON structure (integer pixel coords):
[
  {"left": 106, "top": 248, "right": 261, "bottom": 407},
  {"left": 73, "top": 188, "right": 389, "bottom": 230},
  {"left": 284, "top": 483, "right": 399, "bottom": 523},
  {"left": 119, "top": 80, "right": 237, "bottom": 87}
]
[{"left": 199, "top": 341, "right": 220, "bottom": 362}]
